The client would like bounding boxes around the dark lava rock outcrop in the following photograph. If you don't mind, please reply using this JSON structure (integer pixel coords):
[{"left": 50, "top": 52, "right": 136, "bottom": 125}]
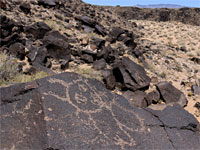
[
  {"left": 156, "top": 81, "right": 188, "bottom": 107},
  {"left": 112, "top": 57, "right": 151, "bottom": 91},
  {"left": 114, "top": 7, "right": 200, "bottom": 26},
  {"left": 1, "top": 72, "right": 200, "bottom": 149}
]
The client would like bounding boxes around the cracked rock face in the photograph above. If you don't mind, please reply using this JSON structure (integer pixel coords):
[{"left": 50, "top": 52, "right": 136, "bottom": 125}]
[{"left": 1, "top": 72, "right": 199, "bottom": 150}]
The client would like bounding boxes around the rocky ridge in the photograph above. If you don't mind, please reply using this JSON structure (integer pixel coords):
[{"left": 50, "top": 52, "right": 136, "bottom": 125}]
[{"left": 0, "top": 0, "right": 200, "bottom": 149}]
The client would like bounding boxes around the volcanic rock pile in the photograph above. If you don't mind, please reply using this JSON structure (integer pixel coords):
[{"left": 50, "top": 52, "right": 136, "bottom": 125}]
[{"left": 0, "top": 0, "right": 200, "bottom": 149}]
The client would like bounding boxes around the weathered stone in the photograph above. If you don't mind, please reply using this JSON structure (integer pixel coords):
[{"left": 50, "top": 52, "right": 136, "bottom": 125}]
[
  {"left": 27, "top": 46, "right": 39, "bottom": 62},
  {"left": 0, "top": 81, "right": 38, "bottom": 105},
  {"left": 1, "top": 72, "right": 199, "bottom": 150},
  {"left": 43, "top": 30, "right": 70, "bottom": 60},
  {"left": 145, "top": 90, "right": 160, "bottom": 105},
  {"left": 113, "top": 57, "right": 151, "bottom": 91},
  {"left": 0, "top": 0, "right": 7, "bottom": 10},
  {"left": 156, "top": 82, "right": 188, "bottom": 107},
  {"left": 194, "top": 102, "right": 200, "bottom": 110},
  {"left": 81, "top": 54, "right": 94, "bottom": 63},
  {"left": 109, "top": 27, "right": 125, "bottom": 42},
  {"left": 19, "top": 3, "right": 31, "bottom": 14},
  {"left": 123, "top": 36, "right": 137, "bottom": 49},
  {"left": 25, "top": 22, "right": 51, "bottom": 39},
  {"left": 9, "top": 42, "right": 25, "bottom": 60},
  {"left": 38, "top": 0, "right": 56, "bottom": 7},
  {"left": 191, "top": 57, "right": 200, "bottom": 65},
  {"left": 76, "top": 16, "right": 106, "bottom": 36},
  {"left": 82, "top": 25, "right": 95, "bottom": 33},
  {"left": 60, "top": 60, "right": 69, "bottom": 70},
  {"left": 77, "top": 16, "right": 96, "bottom": 27},
  {"left": 92, "top": 38, "right": 105, "bottom": 49},
  {"left": 0, "top": 33, "right": 20, "bottom": 47},
  {"left": 32, "top": 46, "right": 47, "bottom": 65},
  {"left": 97, "top": 45, "right": 118, "bottom": 64},
  {"left": 93, "top": 59, "right": 106, "bottom": 70},
  {"left": 102, "top": 69, "right": 116, "bottom": 90},
  {"left": 94, "top": 24, "right": 106, "bottom": 36},
  {"left": 23, "top": 66, "right": 37, "bottom": 75},
  {"left": 123, "top": 90, "right": 148, "bottom": 108},
  {"left": 192, "top": 85, "right": 200, "bottom": 95}
]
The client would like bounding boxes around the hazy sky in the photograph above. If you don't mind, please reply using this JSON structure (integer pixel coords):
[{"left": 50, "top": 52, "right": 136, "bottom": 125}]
[{"left": 83, "top": 0, "right": 200, "bottom": 7}]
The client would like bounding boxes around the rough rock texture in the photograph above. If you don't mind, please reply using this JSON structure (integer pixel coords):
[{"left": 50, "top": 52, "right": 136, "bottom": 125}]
[
  {"left": 1, "top": 72, "right": 200, "bottom": 149},
  {"left": 156, "top": 82, "right": 188, "bottom": 107},
  {"left": 113, "top": 57, "right": 151, "bottom": 91}
]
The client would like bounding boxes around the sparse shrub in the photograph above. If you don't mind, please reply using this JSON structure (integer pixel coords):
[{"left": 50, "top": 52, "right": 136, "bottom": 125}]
[
  {"left": 159, "top": 72, "right": 166, "bottom": 78},
  {"left": 0, "top": 52, "right": 49, "bottom": 86},
  {"left": 44, "top": 19, "right": 65, "bottom": 31},
  {"left": 158, "top": 99, "right": 164, "bottom": 104},
  {"left": 74, "top": 67, "right": 103, "bottom": 82},
  {"left": 188, "top": 92, "right": 193, "bottom": 97},
  {"left": 175, "top": 64, "right": 183, "bottom": 72}
]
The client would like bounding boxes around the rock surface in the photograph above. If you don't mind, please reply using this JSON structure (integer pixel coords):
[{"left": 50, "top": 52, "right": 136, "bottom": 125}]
[
  {"left": 113, "top": 57, "right": 151, "bottom": 91},
  {"left": 1, "top": 72, "right": 200, "bottom": 149},
  {"left": 156, "top": 81, "right": 188, "bottom": 107}
]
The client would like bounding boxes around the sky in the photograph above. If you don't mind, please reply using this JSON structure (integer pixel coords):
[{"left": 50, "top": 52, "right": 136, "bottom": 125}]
[{"left": 83, "top": 0, "right": 200, "bottom": 7}]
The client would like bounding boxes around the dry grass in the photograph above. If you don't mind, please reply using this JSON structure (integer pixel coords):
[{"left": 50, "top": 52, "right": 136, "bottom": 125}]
[{"left": 0, "top": 52, "right": 49, "bottom": 87}]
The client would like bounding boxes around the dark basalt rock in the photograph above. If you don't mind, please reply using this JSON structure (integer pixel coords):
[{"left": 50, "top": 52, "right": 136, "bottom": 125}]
[
  {"left": 0, "top": 15, "right": 16, "bottom": 35},
  {"left": 123, "top": 36, "right": 137, "bottom": 49},
  {"left": 23, "top": 66, "right": 37, "bottom": 75},
  {"left": 9, "top": 42, "right": 25, "bottom": 60},
  {"left": 80, "top": 54, "right": 94, "bottom": 63},
  {"left": 24, "top": 22, "right": 51, "bottom": 39},
  {"left": 191, "top": 57, "right": 200, "bottom": 65},
  {"left": 76, "top": 16, "right": 106, "bottom": 36},
  {"left": 109, "top": 27, "right": 125, "bottom": 42},
  {"left": 0, "top": 32, "right": 20, "bottom": 47},
  {"left": 93, "top": 59, "right": 106, "bottom": 70},
  {"left": 113, "top": 57, "right": 151, "bottom": 91},
  {"left": 38, "top": 0, "right": 56, "bottom": 7},
  {"left": 19, "top": 3, "right": 31, "bottom": 14},
  {"left": 77, "top": 16, "right": 96, "bottom": 27},
  {"left": 102, "top": 69, "right": 116, "bottom": 90},
  {"left": 156, "top": 82, "right": 188, "bottom": 107},
  {"left": 1, "top": 72, "right": 199, "bottom": 150},
  {"left": 97, "top": 45, "right": 118, "bottom": 64},
  {"left": 123, "top": 90, "right": 148, "bottom": 108},
  {"left": 60, "top": 60, "right": 69, "bottom": 70},
  {"left": 94, "top": 24, "right": 106, "bottom": 36},
  {"left": 192, "top": 85, "right": 200, "bottom": 95},
  {"left": 43, "top": 30, "right": 71, "bottom": 60},
  {"left": 91, "top": 38, "right": 105, "bottom": 50},
  {"left": 0, "top": 0, "right": 7, "bottom": 10},
  {"left": 194, "top": 102, "right": 200, "bottom": 110},
  {"left": 145, "top": 90, "right": 160, "bottom": 105}
]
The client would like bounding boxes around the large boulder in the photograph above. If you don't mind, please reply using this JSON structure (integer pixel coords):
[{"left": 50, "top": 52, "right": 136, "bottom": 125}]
[
  {"left": 123, "top": 90, "right": 148, "bottom": 108},
  {"left": 109, "top": 27, "right": 125, "bottom": 42},
  {"left": 113, "top": 57, "right": 151, "bottom": 91},
  {"left": 19, "top": 3, "right": 31, "bottom": 14},
  {"left": 156, "top": 82, "right": 188, "bottom": 107},
  {"left": 1, "top": 72, "right": 199, "bottom": 149},
  {"left": 76, "top": 16, "right": 106, "bottom": 36},
  {"left": 43, "top": 30, "right": 71, "bottom": 60},
  {"left": 9, "top": 42, "right": 25, "bottom": 60},
  {"left": 38, "top": 0, "right": 56, "bottom": 7},
  {"left": 24, "top": 22, "right": 51, "bottom": 39}
]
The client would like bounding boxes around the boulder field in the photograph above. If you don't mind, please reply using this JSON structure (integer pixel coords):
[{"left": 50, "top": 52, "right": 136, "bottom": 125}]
[{"left": 0, "top": 0, "right": 200, "bottom": 149}]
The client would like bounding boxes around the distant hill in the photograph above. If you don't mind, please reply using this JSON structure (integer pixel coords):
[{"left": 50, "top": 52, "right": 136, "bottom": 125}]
[{"left": 135, "top": 4, "right": 185, "bottom": 8}]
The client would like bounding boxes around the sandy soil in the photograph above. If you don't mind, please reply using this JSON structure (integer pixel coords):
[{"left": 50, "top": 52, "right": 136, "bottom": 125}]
[{"left": 132, "top": 20, "right": 200, "bottom": 122}]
